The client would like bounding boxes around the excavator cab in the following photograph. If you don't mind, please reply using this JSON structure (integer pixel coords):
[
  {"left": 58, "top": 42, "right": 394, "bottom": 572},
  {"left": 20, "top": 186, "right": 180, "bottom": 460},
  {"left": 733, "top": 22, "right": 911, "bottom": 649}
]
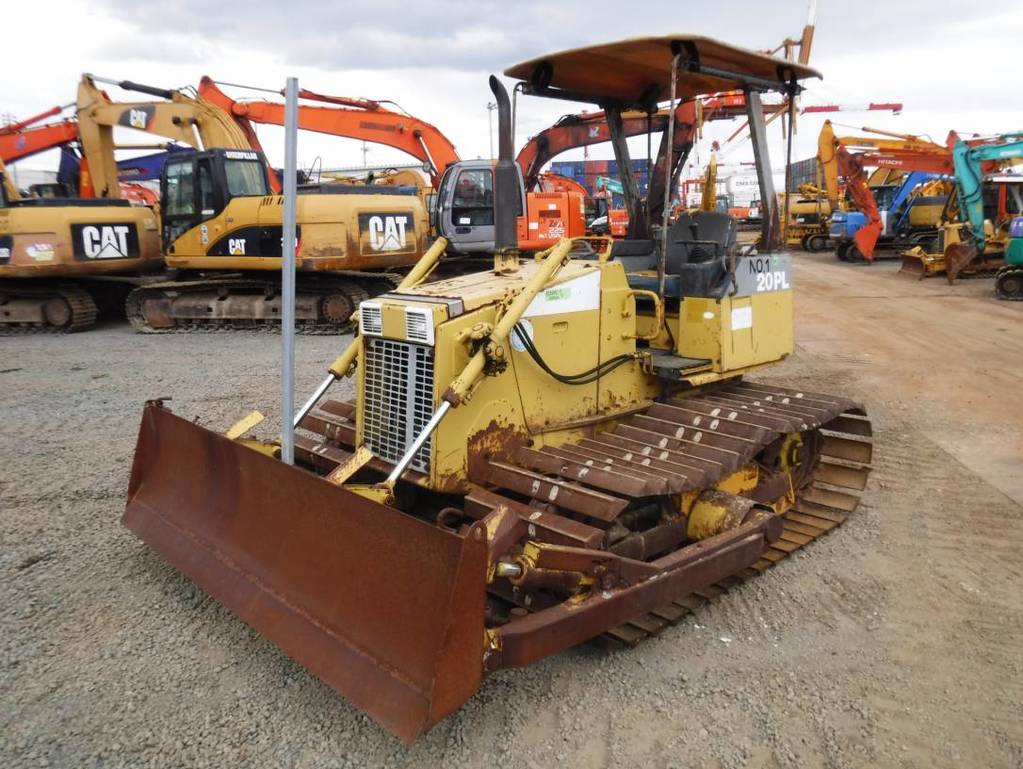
[
  {"left": 124, "top": 36, "right": 873, "bottom": 743},
  {"left": 435, "top": 159, "right": 525, "bottom": 253},
  {"left": 160, "top": 148, "right": 271, "bottom": 244}
]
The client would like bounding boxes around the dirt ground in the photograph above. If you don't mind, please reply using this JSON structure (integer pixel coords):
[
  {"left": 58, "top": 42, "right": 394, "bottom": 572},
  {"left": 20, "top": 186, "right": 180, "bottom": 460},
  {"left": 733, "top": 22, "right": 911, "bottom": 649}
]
[{"left": 2, "top": 253, "right": 1021, "bottom": 769}]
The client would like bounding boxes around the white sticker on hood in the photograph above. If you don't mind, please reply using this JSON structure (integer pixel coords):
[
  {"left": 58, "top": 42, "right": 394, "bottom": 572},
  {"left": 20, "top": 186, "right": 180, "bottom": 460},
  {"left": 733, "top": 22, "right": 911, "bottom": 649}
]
[{"left": 523, "top": 270, "right": 600, "bottom": 318}]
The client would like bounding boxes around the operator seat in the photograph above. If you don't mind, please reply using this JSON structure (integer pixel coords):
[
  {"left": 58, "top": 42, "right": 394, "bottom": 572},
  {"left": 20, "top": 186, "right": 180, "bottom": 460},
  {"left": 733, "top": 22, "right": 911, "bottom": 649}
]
[
  {"left": 663, "top": 211, "right": 737, "bottom": 298},
  {"left": 618, "top": 212, "right": 738, "bottom": 298}
]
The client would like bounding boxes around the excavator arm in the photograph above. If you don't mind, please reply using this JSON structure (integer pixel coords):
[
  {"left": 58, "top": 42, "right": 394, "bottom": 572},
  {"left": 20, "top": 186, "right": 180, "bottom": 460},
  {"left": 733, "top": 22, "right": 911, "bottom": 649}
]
[
  {"left": 951, "top": 135, "right": 1023, "bottom": 251},
  {"left": 818, "top": 120, "right": 954, "bottom": 259},
  {"left": 197, "top": 77, "right": 460, "bottom": 187},
  {"left": 516, "top": 109, "right": 674, "bottom": 191},
  {"left": 699, "top": 152, "right": 718, "bottom": 212},
  {"left": 0, "top": 120, "right": 79, "bottom": 164},
  {"left": 76, "top": 74, "right": 254, "bottom": 198}
]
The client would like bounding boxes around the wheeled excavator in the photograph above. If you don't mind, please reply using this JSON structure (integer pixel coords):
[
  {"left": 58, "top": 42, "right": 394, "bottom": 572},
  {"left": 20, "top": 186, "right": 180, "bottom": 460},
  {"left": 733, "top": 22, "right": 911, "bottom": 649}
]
[
  {"left": 124, "top": 36, "right": 872, "bottom": 743},
  {"left": 76, "top": 74, "right": 431, "bottom": 331},
  {"left": 818, "top": 121, "right": 950, "bottom": 261}
]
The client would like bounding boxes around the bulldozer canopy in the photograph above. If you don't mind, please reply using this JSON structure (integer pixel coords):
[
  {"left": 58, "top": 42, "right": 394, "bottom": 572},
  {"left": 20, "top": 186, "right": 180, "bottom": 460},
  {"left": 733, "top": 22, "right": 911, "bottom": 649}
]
[{"left": 504, "top": 36, "right": 821, "bottom": 108}]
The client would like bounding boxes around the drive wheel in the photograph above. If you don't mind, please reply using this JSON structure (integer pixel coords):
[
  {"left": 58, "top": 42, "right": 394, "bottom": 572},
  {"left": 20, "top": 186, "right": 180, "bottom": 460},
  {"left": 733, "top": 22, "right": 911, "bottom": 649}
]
[
  {"left": 43, "top": 297, "right": 72, "bottom": 329},
  {"left": 806, "top": 234, "right": 827, "bottom": 253},
  {"left": 995, "top": 268, "right": 1023, "bottom": 300},
  {"left": 320, "top": 293, "right": 356, "bottom": 326},
  {"left": 836, "top": 241, "right": 851, "bottom": 261}
]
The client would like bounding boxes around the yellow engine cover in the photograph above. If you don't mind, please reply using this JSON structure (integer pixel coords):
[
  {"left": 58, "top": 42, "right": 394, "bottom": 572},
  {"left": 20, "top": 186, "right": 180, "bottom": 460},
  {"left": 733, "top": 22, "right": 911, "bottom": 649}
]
[
  {"left": 164, "top": 192, "right": 429, "bottom": 272},
  {"left": 0, "top": 203, "right": 162, "bottom": 278},
  {"left": 351, "top": 248, "right": 794, "bottom": 494}
]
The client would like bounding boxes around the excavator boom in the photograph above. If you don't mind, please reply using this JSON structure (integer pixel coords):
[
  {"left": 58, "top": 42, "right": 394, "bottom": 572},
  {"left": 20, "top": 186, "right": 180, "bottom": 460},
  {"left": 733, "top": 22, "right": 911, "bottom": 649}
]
[
  {"left": 819, "top": 120, "right": 951, "bottom": 260},
  {"left": 76, "top": 74, "right": 256, "bottom": 198},
  {"left": 197, "top": 77, "right": 460, "bottom": 187},
  {"left": 0, "top": 120, "right": 80, "bottom": 164}
]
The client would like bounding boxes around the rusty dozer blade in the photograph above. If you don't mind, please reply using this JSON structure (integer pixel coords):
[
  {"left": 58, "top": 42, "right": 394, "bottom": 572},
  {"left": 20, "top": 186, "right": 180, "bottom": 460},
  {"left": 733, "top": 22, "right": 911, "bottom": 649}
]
[{"left": 124, "top": 402, "right": 488, "bottom": 743}]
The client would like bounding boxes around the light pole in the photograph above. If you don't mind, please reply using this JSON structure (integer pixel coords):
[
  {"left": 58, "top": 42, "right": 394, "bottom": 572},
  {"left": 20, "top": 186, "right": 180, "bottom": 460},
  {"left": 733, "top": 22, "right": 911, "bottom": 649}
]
[{"left": 486, "top": 102, "right": 497, "bottom": 159}]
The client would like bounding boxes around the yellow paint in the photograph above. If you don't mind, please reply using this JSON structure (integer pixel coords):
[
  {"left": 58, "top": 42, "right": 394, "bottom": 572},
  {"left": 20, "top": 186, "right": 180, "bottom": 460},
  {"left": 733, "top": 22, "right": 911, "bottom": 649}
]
[
  {"left": 326, "top": 446, "right": 375, "bottom": 485},
  {"left": 225, "top": 410, "right": 265, "bottom": 440},
  {"left": 343, "top": 236, "right": 794, "bottom": 496}
]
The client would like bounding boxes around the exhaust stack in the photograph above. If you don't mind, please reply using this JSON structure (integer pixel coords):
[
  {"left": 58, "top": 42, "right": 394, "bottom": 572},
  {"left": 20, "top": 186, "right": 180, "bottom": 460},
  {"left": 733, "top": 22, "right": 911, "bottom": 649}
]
[{"left": 489, "top": 76, "right": 519, "bottom": 270}]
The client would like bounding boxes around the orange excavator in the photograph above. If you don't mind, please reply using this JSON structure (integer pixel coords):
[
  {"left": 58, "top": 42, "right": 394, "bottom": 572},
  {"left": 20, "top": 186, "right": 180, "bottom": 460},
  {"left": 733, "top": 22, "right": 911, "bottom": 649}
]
[
  {"left": 0, "top": 106, "right": 79, "bottom": 164},
  {"left": 517, "top": 102, "right": 701, "bottom": 239},
  {"left": 199, "top": 77, "right": 588, "bottom": 252},
  {"left": 198, "top": 77, "right": 459, "bottom": 189},
  {"left": 818, "top": 121, "right": 953, "bottom": 261},
  {"left": 1, "top": 106, "right": 160, "bottom": 205}
]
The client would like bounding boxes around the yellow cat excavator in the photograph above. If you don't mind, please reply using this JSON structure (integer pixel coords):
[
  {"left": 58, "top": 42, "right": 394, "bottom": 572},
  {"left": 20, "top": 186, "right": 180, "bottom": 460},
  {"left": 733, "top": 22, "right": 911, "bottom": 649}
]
[
  {"left": 76, "top": 75, "right": 430, "bottom": 331},
  {"left": 124, "top": 36, "right": 873, "bottom": 742},
  {"left": 0, "top": 154, "right": 162, "bottom": 333}
]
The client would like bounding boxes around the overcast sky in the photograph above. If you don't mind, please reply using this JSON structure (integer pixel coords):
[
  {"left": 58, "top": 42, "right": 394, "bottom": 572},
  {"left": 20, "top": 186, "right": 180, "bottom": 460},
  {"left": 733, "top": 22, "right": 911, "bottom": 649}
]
[{"left": 5, "top": 0, "right": 1020, "bottom": 185}]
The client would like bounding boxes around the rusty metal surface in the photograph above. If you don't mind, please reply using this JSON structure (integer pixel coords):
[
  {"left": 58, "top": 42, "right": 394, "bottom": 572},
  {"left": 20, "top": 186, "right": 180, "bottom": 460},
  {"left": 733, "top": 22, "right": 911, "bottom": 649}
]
[
  {"left": 484, "top": 461, "right": 628, "bottom": 522},
  {"left": 464, "top": 490, "right": 605, "bottom": 548},
  {"left": 124, "top": 380, "right": 873, "bottom": 741},
  {"left": 492, "top": 517, "right": 773, "bottom": 669},
  {"left": 124, "top": 402, "right": 487, "bottom": 743}
]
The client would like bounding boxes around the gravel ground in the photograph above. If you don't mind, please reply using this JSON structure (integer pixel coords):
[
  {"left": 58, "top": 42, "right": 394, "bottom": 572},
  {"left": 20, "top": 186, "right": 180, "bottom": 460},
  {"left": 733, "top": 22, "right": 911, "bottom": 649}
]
[{"left": 2, "top": 254, "right": 1021, "bottom": 768}]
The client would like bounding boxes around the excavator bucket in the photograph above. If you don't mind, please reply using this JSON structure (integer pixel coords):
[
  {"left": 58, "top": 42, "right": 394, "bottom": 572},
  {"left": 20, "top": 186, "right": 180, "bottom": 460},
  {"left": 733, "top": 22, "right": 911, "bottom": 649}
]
[
  {"left": 123, "top": 402, "right": 488, "bottom": 743},
  {"left": 852, "top": 222, "right": 882, "bottom": 261},
  {"left": 943, "top": 242, "right": 978, "bottom": 284}
]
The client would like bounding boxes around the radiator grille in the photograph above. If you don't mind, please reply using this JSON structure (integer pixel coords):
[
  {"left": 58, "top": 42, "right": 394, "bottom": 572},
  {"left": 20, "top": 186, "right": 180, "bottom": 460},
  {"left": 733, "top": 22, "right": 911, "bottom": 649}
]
[
  {"left": 360, "top": 303, "right": 382, "bottom": 335},
  {"left": 404, "top": 307, "right": 432, "bottom": 344},
  {"left": 362, "top": 338, "right": 435, "bottom": 473}
]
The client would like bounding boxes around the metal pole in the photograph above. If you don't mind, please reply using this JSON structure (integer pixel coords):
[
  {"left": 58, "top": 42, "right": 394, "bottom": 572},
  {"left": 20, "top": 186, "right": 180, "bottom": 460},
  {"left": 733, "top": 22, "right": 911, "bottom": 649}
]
[
  {"left": 658, "top": 55, "right": 680, "bottom": 298},
  {"left": 386, "top": 401, "right": 451, "bottom": 483},
  {"left": 783, "top": 86, "right": 797, "bottom": 248},
  {"left": 294, "top": 373, "right": 335, "bottom": 429},
  {"left": 281, "top": 76, "right": 298, "bottom": 465}
]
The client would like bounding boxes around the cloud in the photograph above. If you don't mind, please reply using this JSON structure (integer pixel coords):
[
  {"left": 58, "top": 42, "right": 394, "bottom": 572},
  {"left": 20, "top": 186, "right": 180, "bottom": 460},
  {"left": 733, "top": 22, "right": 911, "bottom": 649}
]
[
  {"left": 88, "top": 0, "right": 810, "bottom": 71},
  {"left": 7, "top": 0, "right": 1021, "bottom": 178}
]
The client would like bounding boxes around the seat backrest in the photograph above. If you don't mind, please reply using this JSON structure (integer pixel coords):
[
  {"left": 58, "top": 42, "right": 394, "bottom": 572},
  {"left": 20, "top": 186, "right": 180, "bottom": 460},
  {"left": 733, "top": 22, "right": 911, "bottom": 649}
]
[
  {"left": 609, "top": 238, "right": 657, "bottom": 271},
  {"left": 665, "top": 212, "right": 737, "bottom": 272}
]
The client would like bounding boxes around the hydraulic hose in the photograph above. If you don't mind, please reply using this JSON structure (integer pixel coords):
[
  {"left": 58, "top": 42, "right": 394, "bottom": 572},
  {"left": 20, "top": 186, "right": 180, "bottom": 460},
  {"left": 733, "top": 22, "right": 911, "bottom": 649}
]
[{"left": 512, "top": 323, "right": 639, "bottom": 385}]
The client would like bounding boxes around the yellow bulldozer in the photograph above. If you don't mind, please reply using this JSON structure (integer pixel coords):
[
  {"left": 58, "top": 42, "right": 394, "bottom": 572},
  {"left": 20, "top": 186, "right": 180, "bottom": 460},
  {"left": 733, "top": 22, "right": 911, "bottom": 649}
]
[{"left": 124, "top": 36, "right": 873, "bottom": 742}]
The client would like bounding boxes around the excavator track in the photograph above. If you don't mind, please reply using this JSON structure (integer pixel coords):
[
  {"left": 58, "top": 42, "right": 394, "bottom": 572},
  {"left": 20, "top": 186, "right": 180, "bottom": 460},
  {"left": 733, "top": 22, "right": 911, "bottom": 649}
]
[
  {"left": 0, "top": 283, "right": 99, "bottom": 335},
  {"left": 125, "top": 273, "right": 401, "bottom": 334},
  {"left": 295, "top": 379, "right": 872, "bottom": 651}
]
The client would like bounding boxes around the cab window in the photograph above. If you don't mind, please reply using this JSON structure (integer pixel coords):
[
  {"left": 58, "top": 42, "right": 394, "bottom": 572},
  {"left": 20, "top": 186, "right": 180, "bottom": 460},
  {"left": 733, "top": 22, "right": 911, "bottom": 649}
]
[
  {"left": 452, "top": 169, "right": 494, "bottom": 226},
  {"left": 225, "top": 160, "right": 269, "bottom": 197},
  {"left": 197, "top": 159, "right": 216, "bottom": 216},
  {"left": 165, "top": 161, "right": 196, "bottom": 217}
]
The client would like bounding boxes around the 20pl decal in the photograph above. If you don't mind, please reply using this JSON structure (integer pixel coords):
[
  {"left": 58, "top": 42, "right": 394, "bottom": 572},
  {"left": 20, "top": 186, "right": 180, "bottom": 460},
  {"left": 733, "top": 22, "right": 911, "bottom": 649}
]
[
  {"left": 733, "top": 255, "right": 793, "bottom": 296},
  {"left": 71, "top": 224, "right": 141, "bottom": 260},
  {"left": 358, "top": 213, "right": 416, "bottom": 255}
]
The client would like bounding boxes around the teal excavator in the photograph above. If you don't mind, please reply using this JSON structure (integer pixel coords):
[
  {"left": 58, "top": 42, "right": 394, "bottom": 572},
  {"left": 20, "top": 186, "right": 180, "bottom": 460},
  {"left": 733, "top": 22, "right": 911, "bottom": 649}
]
[{"left": 942, "top": 133, "right": 1023, "bottom": 292}]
